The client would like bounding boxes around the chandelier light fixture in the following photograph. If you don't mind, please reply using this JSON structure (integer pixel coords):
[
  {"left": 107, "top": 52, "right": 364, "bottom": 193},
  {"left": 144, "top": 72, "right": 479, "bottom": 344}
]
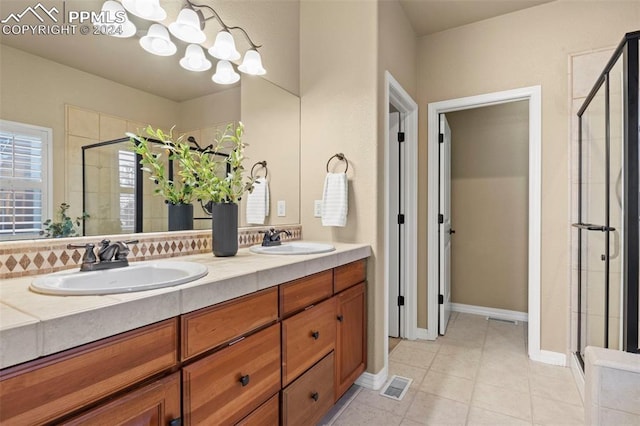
[{"left": 104, "top": 0, "right": 266, "bottom": 85}]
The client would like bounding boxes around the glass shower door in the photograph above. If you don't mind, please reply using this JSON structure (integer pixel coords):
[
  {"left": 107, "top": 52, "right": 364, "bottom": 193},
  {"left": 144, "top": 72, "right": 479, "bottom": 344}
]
[{"left": 577, "top": 81, "right": 610, "bottom": 359}]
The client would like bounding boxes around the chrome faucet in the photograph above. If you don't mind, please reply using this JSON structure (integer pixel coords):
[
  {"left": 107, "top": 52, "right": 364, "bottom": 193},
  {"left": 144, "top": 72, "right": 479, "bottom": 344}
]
[
  {"left": 260, "top": 228, "right": 292, "bottom": 247},
  {"left": 67, "top": 239, "right": 138, "bottom": 272}
]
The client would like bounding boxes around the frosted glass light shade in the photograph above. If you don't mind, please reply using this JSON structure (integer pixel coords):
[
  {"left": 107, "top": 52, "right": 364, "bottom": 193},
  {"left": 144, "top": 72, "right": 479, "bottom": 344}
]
[
  {"left": 122, "top": 0, "right": 166, "bottom": 21},
  {"left": 212, "top": 60, "right": 240, "bottom": 85},
  {"left": 140, "top": 24, "right": 176, "bottom": 56},
  {"left": 208, "top": 31, "right": 240, "bottom": 61},
  {"left": 96, "top": 1, "right": 136, "bottom": 38},
  {"left": 169, "top": 9, "right": 206, "bottom": 44},
  {"left": 238, "top": 49, "right": 266, "bottom": 75},
  {"left": 180, "top": 44, "right": 212, "bottom": 72}
]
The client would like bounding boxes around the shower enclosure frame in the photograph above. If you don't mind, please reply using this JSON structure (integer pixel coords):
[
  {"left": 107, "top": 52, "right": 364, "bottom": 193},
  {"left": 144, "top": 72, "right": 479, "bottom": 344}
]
[
  {"left": 574, "top": 31, "right": 640, "bottom": 367},
  {"left": 81, "top": 137, "right": 229, "bottom": 235}
]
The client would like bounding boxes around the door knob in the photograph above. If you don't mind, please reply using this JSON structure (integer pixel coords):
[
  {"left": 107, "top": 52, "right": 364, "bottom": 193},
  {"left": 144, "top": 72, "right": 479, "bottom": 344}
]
[
  {"left": 311, "top": 331, "right": 320, "bottom": 340},
  {"left": 311, "top": 392, "right": 319, "bottom": 402},
  {"left": 448, "top": 229, "right": 456, "bottom": 235}
]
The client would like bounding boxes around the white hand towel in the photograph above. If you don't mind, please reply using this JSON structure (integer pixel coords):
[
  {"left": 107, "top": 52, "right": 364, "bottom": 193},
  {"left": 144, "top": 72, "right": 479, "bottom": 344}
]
[
  {"left": 246, "top": 177, "right": 269, "bottom": 224},
  {"left": 321, "top": 173, "right": 348, "bottom": 227}
]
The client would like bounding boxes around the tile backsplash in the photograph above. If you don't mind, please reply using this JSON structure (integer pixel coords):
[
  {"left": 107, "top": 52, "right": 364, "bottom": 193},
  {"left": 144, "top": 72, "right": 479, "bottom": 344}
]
[{"left": 0, "top": 225, "right": 301, "bottom": 280}]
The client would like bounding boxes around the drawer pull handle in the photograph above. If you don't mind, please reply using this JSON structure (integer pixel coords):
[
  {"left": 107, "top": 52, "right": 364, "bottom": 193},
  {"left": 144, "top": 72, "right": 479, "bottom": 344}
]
[
  {"left": 337, "top": 315, "right": 344, "bottom": 322},
  {"left": 239, "top": 374, "right": 250, "bottom": 387},
  {"left": 311, "top": 331, "right": 320, "bottom": 340},
  {"left": 311, "top": 392, "right": 319, "bottom": 402}
]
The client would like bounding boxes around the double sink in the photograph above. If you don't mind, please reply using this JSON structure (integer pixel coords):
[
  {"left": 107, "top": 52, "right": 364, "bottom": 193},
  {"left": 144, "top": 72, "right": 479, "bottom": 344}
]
[{"left": 30, "top": 242, "right": 335, "bottom": 296}]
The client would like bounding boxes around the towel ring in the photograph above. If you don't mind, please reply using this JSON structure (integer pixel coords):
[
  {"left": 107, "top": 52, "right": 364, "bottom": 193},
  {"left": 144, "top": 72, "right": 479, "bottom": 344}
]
[
  {"left": 326, "top": 153, "right": 349, "bottom": 173},
  {"left": 250, "top": 161, "right": 268, "bottom": 179}
]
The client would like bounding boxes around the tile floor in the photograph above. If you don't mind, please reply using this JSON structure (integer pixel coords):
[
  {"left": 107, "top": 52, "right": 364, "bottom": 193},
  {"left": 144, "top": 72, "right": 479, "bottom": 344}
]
[{"left": 323, "top": 312, "right": 585, "bottom": 425}]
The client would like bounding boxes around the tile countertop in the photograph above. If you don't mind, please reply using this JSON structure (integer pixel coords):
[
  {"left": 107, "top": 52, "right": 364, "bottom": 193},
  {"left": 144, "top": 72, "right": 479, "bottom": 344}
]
[{"left": 0, "top": 243, "right": 371, "bottom": 370}]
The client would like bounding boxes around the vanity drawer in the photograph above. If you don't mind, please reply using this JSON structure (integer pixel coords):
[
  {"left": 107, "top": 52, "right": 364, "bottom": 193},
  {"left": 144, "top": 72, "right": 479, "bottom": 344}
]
[
  {"left": 236, "top": 393, "right": 279, "bottom": 426},
  {"left": 181, "top": 287, "right": 278, "bottom": 361},
  {"left": 281, "top": 352, "right": 335, "bottom": 426},
  {"left": 282, "top": 297, "right": 336, "bottom": 386},
  {"left": 0, "top": 318, "right": 178, "bottom": 426},
  {"left": 334, "top": 259, "right": 366, "bottom": 293},
  {"left": 183, "top": 323, "right": 281, "bottom": 425},
  {"left": 280, "top": 270, "right": 333, "bottom": 317}
]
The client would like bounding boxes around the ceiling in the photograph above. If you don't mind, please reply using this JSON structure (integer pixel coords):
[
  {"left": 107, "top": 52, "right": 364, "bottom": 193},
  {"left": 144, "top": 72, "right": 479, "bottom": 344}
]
[
  {"left": 0, "top": 0, "right": 555, "bottom": 102},
  {"left": 398, "top": 0, "right": 555, "bottom": 37}
]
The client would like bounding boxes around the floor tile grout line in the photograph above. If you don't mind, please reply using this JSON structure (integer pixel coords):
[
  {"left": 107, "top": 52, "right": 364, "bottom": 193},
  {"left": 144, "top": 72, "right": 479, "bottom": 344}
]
[{"left": 464, "top": 316, "right": 490, "bottom": 425}]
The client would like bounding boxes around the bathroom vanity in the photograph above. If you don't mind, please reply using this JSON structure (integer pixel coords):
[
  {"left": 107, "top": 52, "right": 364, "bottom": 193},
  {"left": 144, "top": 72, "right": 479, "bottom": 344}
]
[{"left": 0, "top": 244, "right": 369, "bottom": 425}]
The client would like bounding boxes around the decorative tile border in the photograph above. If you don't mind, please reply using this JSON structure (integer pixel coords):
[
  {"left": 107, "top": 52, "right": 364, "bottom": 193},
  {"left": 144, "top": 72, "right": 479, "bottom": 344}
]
[{"left": 0, "top": 225, "right": 302, "bottom": 280}]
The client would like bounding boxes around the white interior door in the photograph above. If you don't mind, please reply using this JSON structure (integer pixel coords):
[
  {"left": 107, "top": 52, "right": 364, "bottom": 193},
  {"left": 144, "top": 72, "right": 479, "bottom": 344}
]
[
  {"left": 388, "top": 110, "right": 402, "bottom": 337},
  {"left": 439, "top": 114, "right": 452, "bottom": 335}
]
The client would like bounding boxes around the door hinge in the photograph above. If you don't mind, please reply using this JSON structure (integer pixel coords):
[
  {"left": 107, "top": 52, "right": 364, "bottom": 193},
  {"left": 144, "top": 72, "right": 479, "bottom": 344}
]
[
  {"left": 397, "top": 132, "right": 405, "bottom": 143},
  {"left": 439, "top": 133, "right": 444, "bottom": 143},
  {"left": 397, "top": 214, "right": 405, "bottom": 224},
  {"left": 438, "top": 294, "right": 444, "bottom": 305},
  {"left": 398, "top": 296, "right": 405, "bottom": 306},
  {"left": 438, "top": 214, "right": 444, "bottom": 224}
]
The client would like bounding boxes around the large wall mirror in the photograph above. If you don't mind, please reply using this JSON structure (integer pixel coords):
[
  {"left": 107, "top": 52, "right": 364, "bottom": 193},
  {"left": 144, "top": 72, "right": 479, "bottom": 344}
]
[{"left": 0, "top": 0, "right": 300, "bottom": 240}]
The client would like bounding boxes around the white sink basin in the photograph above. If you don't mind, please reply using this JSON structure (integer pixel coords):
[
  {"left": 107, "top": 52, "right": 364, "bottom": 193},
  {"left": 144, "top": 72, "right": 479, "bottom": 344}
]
[
  {"left": 249, "top": 242, "right": 336, "bottom": 255},
  {"left": 30, "top": 261, "right": 209, "bottom": 296}
]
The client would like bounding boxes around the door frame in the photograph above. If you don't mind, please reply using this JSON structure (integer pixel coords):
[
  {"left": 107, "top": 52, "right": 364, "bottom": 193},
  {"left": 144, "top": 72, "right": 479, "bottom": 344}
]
[
  {"left": 384, "top": 71, "right": 419, "bottom": 358},
  {"left": 426, "top": 86, "right": 550, "bottom": 364}
]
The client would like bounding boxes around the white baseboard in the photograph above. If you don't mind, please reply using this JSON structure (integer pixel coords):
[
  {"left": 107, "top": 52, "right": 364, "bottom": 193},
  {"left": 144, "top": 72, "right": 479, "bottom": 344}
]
[
  {"left": 416, "top": 327, "right": 436, "bottom": 340},
  {"left": 451, "top": 303, "right": 528, "bottom": 322},
  {"left": 530, "top": 349, "right": 567, "bottom": 366},
  {"left": 355, "top": 365, "right": 388, "bottom": 391}
]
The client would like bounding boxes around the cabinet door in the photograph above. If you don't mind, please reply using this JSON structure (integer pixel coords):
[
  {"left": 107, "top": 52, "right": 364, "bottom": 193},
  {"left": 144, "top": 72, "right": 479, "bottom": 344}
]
[
  {"left": 335, "top": 282, "right": 366, "bottom": 400},
  {"left": 183, "top": 323, "right": 281, "bottom": 426},
  {"left": 281, "top": 297, "right": 336, "bottom": 386},
  {"left": 61, "top": 373, "right": 181, "bottom": 426}
]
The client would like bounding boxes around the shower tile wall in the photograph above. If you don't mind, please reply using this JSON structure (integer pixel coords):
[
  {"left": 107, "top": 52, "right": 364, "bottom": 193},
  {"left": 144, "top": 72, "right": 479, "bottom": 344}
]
[
  {"left": 570, "top": 47, "right": 624, "bottom": 353},
  {"left": 66, "top": 106, "right": 164, "bottom": 235},
  {"left": 66, "top": 107, "right": 234, "bottom": 234}
]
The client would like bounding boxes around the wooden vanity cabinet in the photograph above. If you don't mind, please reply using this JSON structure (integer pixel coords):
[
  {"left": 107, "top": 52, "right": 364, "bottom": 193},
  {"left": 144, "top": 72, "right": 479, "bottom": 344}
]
[
  {"left": 60, "top": 372, "right": 181, "bottom": 426},
  {"left": 0, "top": 318, "right": 178, "bottom": 426},
  {"left": 281, "top": 297, "right": 337, "bottom": 387},
  {"left": 236, "top": 394, "right": 280, "bottom": 426},
  {"left": 0, "top": 257, "right": 368, "bottom": 425},
  {"left": 281, "top": 352, "right": 335, "bottom": 426},
  {"left": 182, "top": 323, "right": 281, "bottom": 425},
  {"left": 181, "top": 287, "right": 278, "bottom": 361},
  {"left": 333, "top": 260, "right": 367, "bottom": 400}
]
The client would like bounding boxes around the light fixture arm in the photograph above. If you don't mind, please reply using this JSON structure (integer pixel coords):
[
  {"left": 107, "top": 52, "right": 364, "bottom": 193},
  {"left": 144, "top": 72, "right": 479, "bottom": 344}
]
[{"left": 185, "top": 0, "right": 262, "bottom": 49}]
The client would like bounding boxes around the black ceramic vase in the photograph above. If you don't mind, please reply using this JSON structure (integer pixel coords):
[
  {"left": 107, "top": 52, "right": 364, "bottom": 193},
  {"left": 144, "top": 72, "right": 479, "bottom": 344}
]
[
  {"left": 211, "top": 202, "right": 238, "bottom": 257},
  {"left": 168, "top": 203, "right": 194, "bottom": 231}
]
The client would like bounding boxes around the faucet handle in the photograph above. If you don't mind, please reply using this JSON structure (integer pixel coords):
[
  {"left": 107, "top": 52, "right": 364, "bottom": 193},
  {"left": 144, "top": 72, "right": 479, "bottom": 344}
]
[
  {"left": 114, "top": 240, "right": 139, "bottom": 260},
  {"left": 67, "top": 243, "right": 96, "bottom": 264}
]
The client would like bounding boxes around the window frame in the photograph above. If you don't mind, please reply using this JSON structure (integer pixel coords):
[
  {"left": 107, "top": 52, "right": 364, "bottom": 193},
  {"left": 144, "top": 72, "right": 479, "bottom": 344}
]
[{"left": 0, "top": 119, "right": 53, "bottom": 240}]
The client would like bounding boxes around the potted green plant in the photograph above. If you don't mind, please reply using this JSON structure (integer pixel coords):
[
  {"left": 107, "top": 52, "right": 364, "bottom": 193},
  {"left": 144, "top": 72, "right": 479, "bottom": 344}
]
[
  {"left": 41, "top": 202, "right": 89, "bottom": 238},
  {"left": 128, "top": 123, "right": 254, "bottom": 255},
  {"left": 128, "top": 126, "right": 196, "bottom": 231},
  {"left": 176, "top": 122, "right": 254, "bottom": 256}
]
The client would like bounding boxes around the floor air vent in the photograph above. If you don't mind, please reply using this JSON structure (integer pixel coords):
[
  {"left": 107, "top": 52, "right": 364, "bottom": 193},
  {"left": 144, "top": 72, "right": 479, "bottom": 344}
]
[
  {"left": 486, "top": 316, "right": 518, "bottom": 325},
  {"left": 379, "top": 375, "right": 412, "bottom": 401}
]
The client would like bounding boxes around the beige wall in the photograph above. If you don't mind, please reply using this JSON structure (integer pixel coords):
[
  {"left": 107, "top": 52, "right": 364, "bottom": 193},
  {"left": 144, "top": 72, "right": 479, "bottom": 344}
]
[
  {"left": 240, "top": 76, "right": 300, "bottom": 227},
  {"left": 447, "top": 101, "right": 528, "bottom": 312},
  {"left": 300, "top": 0, "right": 380, "bottom": 370},
  {"left": 378, "top": 0, "right": 418, "bottom": 330},
  {"left": 177, "top": 88, "right": 241, "bottom": 135},
  {"left": 416, "top": 0, "right": 640, "bottom": 353},
  {"left": 0, "top": 44, "right": 178, "bottom": 216}
]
